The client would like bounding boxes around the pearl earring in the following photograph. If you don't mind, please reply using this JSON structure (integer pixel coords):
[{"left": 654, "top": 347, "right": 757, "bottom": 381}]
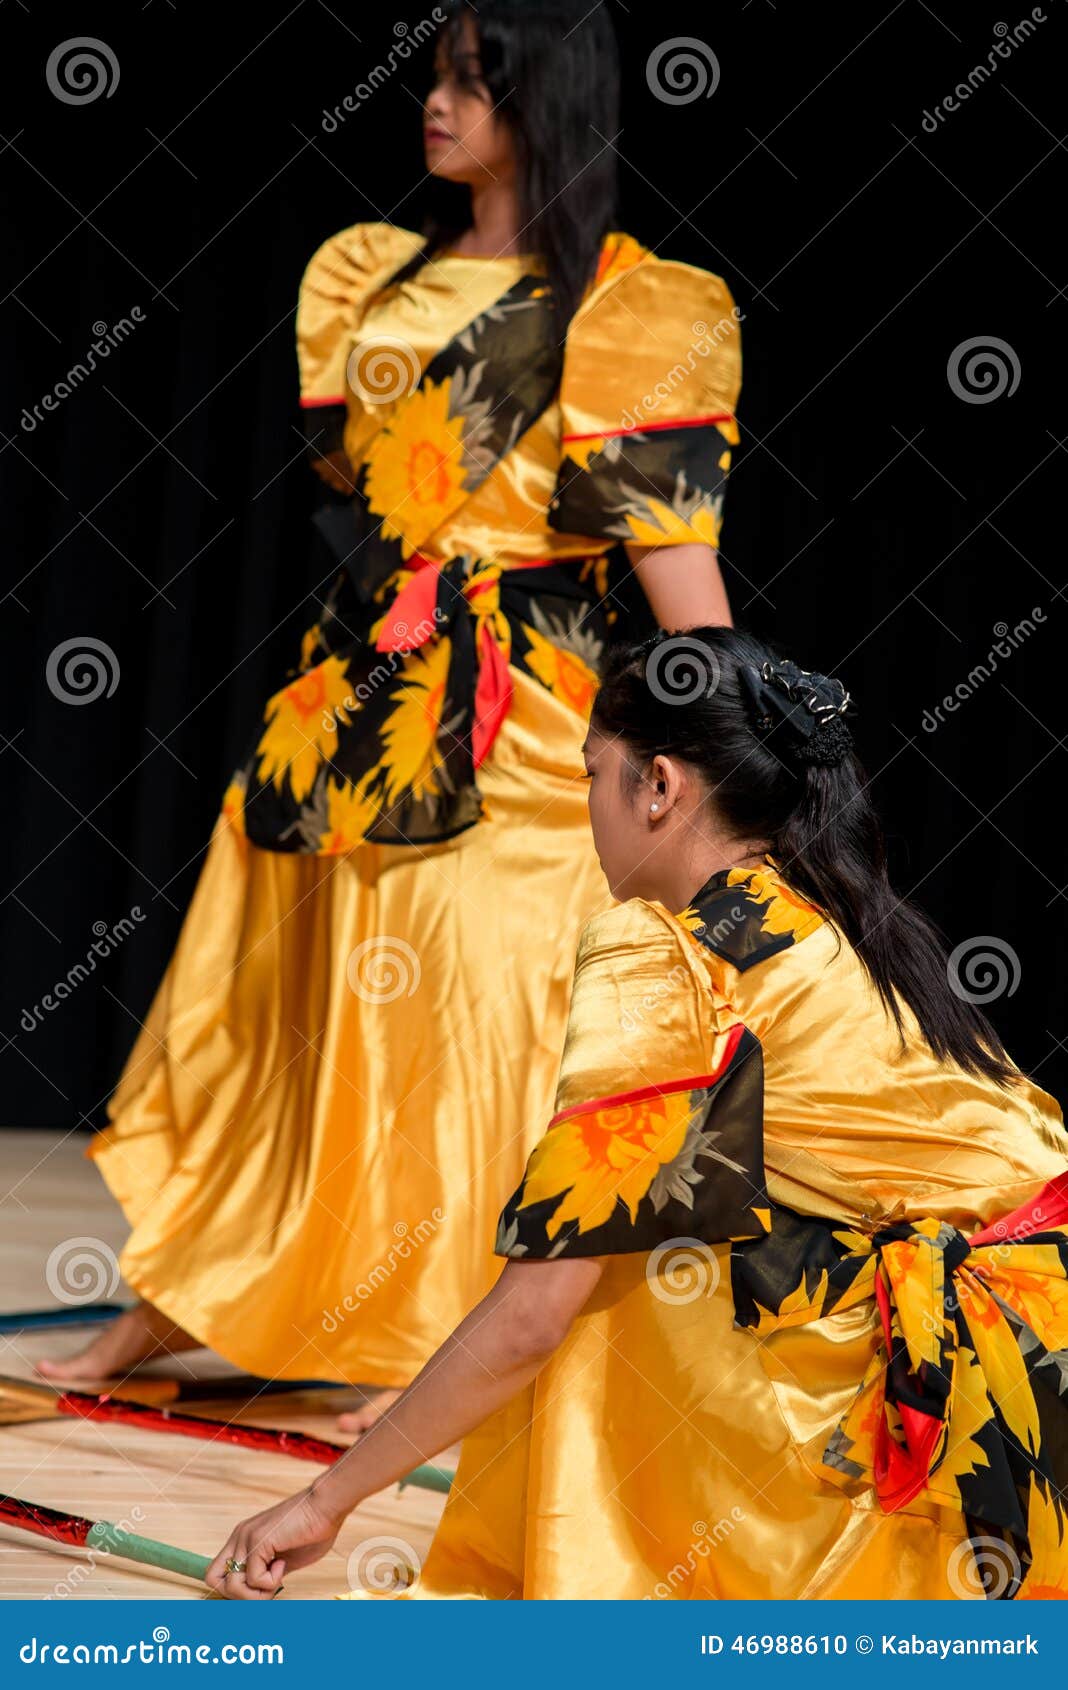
[{"left": 650, "top": 802, "right": 659, "bottom": 813}]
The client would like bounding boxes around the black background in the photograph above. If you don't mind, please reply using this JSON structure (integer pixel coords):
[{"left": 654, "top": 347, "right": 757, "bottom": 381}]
[{"left": 2, "top": 0, "right": 1066, "bottom": 1129}]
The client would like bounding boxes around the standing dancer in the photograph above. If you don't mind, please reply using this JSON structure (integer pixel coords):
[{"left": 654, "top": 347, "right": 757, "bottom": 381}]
[
  {"left": 42, "top": 2, "right": 742, "bottom": 1428},
  {"left": 208, "top": 629, "right": 1068, "bottom": 1601}
]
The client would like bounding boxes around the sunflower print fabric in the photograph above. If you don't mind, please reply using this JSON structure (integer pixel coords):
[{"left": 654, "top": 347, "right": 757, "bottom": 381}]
[
  {"left": 497, "top": 864, "right": 1068, "bottom": 1599},
  {"left": 233, "top": 268, "right": 611, "bottom": 851},
  {"left": 731, "top": 1181, "right": 1068, "bottom": 1599},
  {"left": 494, "top": 868, "right": 812, "bottom": 1262},
  {"left": 549, "top": 252, "right": 741, "bottom": 551},
  {"left": 227, "top": 232, "right": 742, "bottom": 855}
]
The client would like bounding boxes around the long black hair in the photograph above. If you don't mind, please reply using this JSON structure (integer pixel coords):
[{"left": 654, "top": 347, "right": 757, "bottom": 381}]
[
  {"left": 401, "top": 0, "right": 620, "bottom": 328},
  {"left": 591, "top": 627, "right": 1020, "bottom": 1087}
]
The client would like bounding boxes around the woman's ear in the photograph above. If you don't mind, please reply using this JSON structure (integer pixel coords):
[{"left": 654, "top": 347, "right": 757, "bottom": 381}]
[{"left": 649, "top": 753, "right": 686, "bottom": 817}]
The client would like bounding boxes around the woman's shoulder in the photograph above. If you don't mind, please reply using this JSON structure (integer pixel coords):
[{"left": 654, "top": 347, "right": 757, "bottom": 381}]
[
  {"left": 562, "top": 231, "right": 742, "bottom": 425},
  {"left": 300, "top": 220, "right": 425, "bottom": 301},
  {"left": 576, "top": 230, "right": 739, "bottom": 331}
]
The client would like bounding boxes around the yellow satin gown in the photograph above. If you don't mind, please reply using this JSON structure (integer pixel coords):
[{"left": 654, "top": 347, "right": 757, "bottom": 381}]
[
  {"left": 377, "top": 861, "right": 1068, "bottom": 1599},
  {"left": 89, "top": 225, "right": 742, "bottom": 1386}
]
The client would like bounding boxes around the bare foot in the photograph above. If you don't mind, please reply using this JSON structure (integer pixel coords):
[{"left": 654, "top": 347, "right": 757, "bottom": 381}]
[
  {"left": 36, "top": 1299, "right": 203, "bottom": 1383},
  {"left": 337, "top": 1387, "right": 403, "bottom": 1435}
]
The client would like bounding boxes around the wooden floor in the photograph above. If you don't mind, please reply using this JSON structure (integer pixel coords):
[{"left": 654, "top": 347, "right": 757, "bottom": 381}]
[{"left": 0, "top": 1130, "right": 449, "bottom": 1601}]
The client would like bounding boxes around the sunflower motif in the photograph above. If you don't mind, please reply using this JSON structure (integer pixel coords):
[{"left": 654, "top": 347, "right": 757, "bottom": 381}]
[
  {"left": 726, "top": 867, "right": 824, "bottom": 945},
  {"left": 624, "top": 491, "right": 724, "bottom": 550},
  {"left": 318, "top": 775, "right": 381, "bottom": 855},
  {"left": 517, "top": 1090, "right": 698, "bottom": 1238},
  {"left": 363, "top": 377, "right": 468, "bottom": 558},
  {"left": 978, "top": 1247, "right": 1068, "bottom": 1352},
  {"left": 375, "top": 637, "right": 453, "bottom": 808},
  {"left": 521, "top": 622, "right": 599, "bottom": 716},
  {"left": 255, "top": 654, "right": 357, "bottom": 802}
]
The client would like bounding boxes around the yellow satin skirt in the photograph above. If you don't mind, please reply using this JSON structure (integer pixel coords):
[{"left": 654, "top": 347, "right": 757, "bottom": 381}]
[
  {"left": 375, "top": 1252, "right": 973, "bottom": 1601},
  {"left": 89, "top": 669, "right": 610, "bottom": 1385}
]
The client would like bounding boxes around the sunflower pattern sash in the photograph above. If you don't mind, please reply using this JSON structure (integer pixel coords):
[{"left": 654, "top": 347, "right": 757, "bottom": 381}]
[
  {"left": 231, "top": 269, "right": 611, "bottom": 853},
  {"left": 730, "top": 1179, "right": 1068, "bottom": 1599}
]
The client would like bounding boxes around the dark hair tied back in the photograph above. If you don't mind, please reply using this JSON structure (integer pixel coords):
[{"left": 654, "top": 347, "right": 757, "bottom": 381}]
[{"left": 592, "top": 626, "right": 1018, "bottom": 1087}]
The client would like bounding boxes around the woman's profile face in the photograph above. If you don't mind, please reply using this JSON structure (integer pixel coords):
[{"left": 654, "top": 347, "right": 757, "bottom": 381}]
[
  {"left": 583, "top": 730, "right": 661, "bottom": 904},
  {"left": 424, "top": 15, "right": 515, "bottom": 185}
]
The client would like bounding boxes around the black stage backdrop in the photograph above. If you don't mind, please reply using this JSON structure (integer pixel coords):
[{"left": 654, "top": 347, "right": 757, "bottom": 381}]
[{"left": 2, "top": 1, "right": 1066, "bottom": 1129}]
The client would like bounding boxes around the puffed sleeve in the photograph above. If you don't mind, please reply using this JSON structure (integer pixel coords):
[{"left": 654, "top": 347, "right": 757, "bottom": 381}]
[
  {"left": 494, "top": 899, "right": 769, "bottom": 1260},
  {"left": 296, "top": 222, "right": 424, "bottom": 481},
  {"left": 548, "top": 254, "right": 742, "bottom": 549}
]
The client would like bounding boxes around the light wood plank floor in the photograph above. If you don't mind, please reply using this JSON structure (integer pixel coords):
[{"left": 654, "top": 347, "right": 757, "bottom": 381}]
[{"left": 0, "top": 1130, "right": 449, "bottom": 1600}]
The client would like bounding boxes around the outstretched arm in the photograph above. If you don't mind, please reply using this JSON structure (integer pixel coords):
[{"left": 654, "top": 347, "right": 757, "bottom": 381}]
[{"left": 206, "top": 1255, "right": 603, "bottom": 1599}]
